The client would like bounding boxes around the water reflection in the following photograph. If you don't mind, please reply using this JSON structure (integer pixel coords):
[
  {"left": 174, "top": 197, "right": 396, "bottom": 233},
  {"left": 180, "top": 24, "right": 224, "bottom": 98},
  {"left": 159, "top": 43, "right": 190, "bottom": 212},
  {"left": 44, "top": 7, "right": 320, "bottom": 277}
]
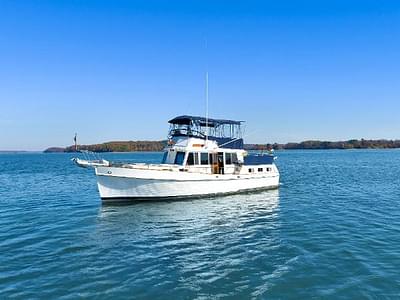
[
  {"left": 93, "top": 190, "right": 281, "bottom": 297},
  {"left": 94, "top": 189, "right": 281, "bottom": 256},
  {"left": 97, "top": 189, "right": 280, "bottom": 228}
]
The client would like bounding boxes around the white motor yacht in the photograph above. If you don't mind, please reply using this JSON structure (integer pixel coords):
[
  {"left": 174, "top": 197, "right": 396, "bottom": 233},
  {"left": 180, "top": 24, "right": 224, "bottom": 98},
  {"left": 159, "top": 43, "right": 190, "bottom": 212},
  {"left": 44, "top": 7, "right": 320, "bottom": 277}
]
[{"left": 95, "top": 115, "right": 280, "bottom": 202}]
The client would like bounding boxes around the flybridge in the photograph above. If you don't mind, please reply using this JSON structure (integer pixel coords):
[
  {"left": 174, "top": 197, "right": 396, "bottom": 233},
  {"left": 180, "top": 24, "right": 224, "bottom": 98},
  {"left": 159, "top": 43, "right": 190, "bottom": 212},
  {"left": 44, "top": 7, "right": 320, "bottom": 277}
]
[{"left": 168, "top": 115, "right": 244, "bottom": 149}]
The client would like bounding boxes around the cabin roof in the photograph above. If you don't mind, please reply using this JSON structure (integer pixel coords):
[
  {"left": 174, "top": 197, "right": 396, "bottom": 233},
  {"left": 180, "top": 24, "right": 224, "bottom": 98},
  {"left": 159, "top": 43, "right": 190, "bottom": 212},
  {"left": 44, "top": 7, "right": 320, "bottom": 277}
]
[{"left": 168, "top": 115, "right": 243, "bottom": 127}]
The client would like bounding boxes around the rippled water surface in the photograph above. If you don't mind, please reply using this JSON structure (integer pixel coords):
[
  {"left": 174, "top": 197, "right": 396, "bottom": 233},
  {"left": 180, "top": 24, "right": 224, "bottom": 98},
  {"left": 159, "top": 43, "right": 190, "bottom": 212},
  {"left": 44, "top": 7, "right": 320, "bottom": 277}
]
[{"left": 1, "top": 150, "right": 400, "bottom": 299}]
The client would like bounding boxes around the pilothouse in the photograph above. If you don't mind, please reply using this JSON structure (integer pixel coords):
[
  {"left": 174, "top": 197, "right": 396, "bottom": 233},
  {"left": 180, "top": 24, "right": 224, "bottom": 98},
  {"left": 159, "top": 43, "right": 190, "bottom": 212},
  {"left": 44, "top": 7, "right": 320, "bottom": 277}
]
[{"left": 94, "top": 115, "right": 280, "bottom": 202}]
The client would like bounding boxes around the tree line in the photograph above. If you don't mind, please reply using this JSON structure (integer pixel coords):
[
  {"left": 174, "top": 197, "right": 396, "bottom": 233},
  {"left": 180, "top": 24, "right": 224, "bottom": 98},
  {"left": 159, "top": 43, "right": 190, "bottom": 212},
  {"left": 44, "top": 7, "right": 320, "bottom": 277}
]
[
  {"left": 44, "top": 139, "right": 400, "bottom": 153},
  {"left": 245, "top": 139, "right": 400, "bottom": 150}
]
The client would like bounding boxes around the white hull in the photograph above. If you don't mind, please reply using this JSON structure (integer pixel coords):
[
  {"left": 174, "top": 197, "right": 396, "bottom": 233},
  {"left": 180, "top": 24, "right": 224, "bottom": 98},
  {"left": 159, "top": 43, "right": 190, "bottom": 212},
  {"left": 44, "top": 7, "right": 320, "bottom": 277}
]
[{"left": 96, "top": 166, "right": 279, "bottom": 202}]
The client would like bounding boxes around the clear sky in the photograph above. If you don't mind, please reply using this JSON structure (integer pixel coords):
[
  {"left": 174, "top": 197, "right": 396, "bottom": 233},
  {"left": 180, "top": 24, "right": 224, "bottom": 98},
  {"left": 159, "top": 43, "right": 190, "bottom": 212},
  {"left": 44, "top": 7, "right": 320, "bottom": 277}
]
[{"left": 1, "top": 0, "right": 400, "bottom": 150}]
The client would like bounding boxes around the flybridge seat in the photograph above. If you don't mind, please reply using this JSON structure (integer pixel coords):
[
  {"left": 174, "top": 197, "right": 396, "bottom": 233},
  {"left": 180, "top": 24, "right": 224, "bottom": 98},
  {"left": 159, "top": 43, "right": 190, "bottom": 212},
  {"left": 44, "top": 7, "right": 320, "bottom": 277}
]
[{"left": 168, "top": 115, "right": 245, "bottom": 149}]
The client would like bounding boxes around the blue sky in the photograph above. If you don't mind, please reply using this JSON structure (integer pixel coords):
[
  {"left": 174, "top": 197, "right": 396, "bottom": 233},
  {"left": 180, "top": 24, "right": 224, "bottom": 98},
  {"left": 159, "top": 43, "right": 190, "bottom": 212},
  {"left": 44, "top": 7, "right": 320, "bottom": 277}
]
[{"left": 1, "top": 0, "right": 400, "bottom": 150}]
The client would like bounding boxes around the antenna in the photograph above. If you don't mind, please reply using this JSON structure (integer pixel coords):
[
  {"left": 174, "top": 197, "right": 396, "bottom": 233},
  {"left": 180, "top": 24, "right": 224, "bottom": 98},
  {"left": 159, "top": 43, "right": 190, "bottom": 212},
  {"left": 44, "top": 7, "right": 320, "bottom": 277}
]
[
  {"left": 205, "top": 71, "right": 209, "bottom": 145},
  {"left": 205, "top": 38, "right": 209, "bottom": 147}
]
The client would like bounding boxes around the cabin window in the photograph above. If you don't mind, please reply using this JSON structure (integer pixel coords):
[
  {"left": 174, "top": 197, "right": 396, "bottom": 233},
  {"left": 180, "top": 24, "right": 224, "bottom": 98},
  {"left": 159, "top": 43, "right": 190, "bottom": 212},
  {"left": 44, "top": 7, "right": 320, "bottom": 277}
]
[
  {"left": 201, "top": 153, "right": 208, "bottom": 165},
  {"left": 187, "top": 152, "right": 199, "bottom": 165},
  {"left": 174, "top": 151, "right": 185, "bottom": 165},
  {"left": 209, "top": 153, "right": 213, "bottom": 165},
  {"left": 266, "top": 167, "right": 271, "bottom": 172},
  {"left": 258, "top": 168, "right": 263, "bottom": 172},
  {"left": 161, "top": 152, "right": 168, "bottom": 164},
  {"left": 248, "top": 168, "right": 254, "bottom": 173},
  {"left": 232, "top": 153, "right": 238, "bottom": 164},
  {"left": 225, "top": 153, "right": 232, "bottom": 165},
  {"left": 187, "top": 153, "right": 195, "bottom": 165}
]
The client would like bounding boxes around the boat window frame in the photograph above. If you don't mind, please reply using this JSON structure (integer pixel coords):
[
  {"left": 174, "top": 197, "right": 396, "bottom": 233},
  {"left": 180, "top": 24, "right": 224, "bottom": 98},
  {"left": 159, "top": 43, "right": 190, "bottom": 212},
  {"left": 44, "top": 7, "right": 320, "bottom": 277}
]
[
  {"left": 200, "top": 152, "right": 209, "bottom": 165},
  {"left": 161, "top": 152, "right": 168, "bottom": 164},
  {"left": 174, "top": 151, "right": 186, "bottom": 165},
  {"left": 232, "top": 153, "right": 238, "bottom": 164},
  {"left": 187, "top": 152, "right": 195, "bottom": 165},
  {"left": 225, "top": 153, "right": 232, "bottom": 165}
]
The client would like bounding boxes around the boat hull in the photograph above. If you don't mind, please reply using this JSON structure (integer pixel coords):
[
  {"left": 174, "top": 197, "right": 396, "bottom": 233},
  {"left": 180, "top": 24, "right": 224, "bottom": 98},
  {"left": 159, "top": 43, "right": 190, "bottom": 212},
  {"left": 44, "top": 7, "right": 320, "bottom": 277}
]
[{"left": 96, "top": 167, "right": 279, "bottom": 202}]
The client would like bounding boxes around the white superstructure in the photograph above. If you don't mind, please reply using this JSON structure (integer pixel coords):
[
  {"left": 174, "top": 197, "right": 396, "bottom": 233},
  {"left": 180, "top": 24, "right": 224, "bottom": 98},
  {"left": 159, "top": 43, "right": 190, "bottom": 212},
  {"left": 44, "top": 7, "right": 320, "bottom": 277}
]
[{"left": 95, "top": 115, "right": 279, "bottom": 202}]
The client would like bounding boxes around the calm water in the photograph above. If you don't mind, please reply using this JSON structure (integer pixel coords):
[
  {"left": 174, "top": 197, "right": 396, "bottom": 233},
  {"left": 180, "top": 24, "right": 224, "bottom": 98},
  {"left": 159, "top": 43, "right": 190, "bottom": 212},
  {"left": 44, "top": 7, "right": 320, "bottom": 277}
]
[{"left": 0, "top": 150, "right": 400, "bottom": 299}]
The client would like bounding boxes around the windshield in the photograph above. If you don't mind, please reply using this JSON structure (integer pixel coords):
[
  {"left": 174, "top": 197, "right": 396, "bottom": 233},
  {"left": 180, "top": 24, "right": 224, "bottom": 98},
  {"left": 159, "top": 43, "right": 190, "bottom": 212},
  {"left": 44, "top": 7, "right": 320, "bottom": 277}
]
[
  {"left": 174, "top": 151, "right": 185, "bottom": 165},
  {"left": 161, "top": 152, "right": 168, "bottom": 164}
]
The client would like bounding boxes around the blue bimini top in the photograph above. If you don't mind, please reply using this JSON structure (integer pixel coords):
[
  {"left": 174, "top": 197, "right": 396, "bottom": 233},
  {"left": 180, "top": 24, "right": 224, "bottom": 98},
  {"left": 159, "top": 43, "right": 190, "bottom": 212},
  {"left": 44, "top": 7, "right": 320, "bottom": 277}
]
[{"left": 168, "top": 115, "right": 243, "bottom": 127}]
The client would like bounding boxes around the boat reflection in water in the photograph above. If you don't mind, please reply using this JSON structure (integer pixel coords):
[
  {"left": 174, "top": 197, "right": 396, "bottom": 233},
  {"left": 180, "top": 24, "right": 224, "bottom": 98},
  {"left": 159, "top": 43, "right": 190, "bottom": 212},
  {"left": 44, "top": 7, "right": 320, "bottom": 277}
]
[
  {"left": 96, "top": 189, "right": 280, "bottom": 238},
  {"left": 94, "top": 190, "right": 281, "bottom": 297}
]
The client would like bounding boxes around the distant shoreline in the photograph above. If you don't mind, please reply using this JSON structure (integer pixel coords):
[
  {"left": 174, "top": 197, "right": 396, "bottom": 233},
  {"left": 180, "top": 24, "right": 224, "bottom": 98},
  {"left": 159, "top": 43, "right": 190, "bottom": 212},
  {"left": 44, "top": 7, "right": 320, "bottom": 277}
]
[
  {"left": 42, "top": 139, "right": 400, "bottom": 153},
  {"left": 0, "top": 150, "right": 37, "bottom": 154}
]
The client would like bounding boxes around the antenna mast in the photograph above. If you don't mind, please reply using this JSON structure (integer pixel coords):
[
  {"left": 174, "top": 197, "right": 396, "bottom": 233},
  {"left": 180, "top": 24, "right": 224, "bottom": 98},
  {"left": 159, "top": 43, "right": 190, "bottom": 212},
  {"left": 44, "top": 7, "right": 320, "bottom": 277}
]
[
  {"left": 205, "top": 38, "right": 209, "bottom": 146},
  {"left": 205, "top": 71, "right": 209, "bottom": 145}
]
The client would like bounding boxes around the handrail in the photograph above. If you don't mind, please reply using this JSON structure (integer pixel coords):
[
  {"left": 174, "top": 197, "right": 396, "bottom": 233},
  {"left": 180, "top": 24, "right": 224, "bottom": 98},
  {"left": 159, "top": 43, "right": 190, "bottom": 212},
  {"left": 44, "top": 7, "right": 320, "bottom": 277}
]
[{"left": 169, "top": 128, "right": 206, "bottom": 139}]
